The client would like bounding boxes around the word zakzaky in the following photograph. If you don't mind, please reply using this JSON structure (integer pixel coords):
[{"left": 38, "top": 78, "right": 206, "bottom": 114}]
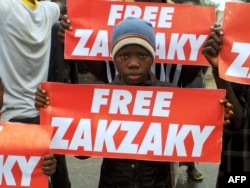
[
  {"left": 72, "top": 4, "right": 207, "bottom": 61},
  {"left": 226, "top": 42, "right": 250, "bottom": 79},
  {"left": 0, "top": 155, "right": 40, "bottom": 186},
  {"left": 50, "top": 88, "right": 215, "bottom": 158}
]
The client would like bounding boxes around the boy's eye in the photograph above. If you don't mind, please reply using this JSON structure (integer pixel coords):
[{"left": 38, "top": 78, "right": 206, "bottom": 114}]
[
  {"left": 139, "top": 53, "right": 149, "bottom": 59},
  {"left": 119, "top": 54, "right": 128, "bottom": 59},
  {"left": 117, "top": 53, "right": 149, "bottom": 59}
]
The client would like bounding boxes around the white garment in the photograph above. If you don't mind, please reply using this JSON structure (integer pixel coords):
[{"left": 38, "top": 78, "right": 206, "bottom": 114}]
[{"left": 0, "top": 0, "right": 60, "bottom": 121}]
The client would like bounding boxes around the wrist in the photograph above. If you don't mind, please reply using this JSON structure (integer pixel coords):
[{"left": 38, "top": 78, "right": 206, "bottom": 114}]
[{"left": 212, "top": 67, "right": 219, "bottom": 75}]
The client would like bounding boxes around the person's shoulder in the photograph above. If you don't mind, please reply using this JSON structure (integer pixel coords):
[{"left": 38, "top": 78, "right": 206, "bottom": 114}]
[
  {"left": 0, "top": 0, "right": 12, "bottom": 11},
  {"left": 38, "top": 0, "right": 60, "bottom": 11},
  {"left": 38, "top": 1, "right": 60, "bottom": 21},
  {"left": 0, "top": 1, "right": 13, "bottom": 23}
]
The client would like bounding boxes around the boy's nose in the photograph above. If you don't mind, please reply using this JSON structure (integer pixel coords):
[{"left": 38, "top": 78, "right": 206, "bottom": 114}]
[{"left": 127, "top": 57, "right": 140, "bottom": 68}]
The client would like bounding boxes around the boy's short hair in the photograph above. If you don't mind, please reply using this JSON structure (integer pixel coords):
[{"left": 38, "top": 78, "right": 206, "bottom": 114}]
[{"left": 111, "top": 17, "right": 156, "bottom": 59}]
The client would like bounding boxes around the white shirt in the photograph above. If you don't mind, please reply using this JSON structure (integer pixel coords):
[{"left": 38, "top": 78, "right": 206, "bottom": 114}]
[{"left": 0, "top": 0, "right": 60, "bottom": 121}]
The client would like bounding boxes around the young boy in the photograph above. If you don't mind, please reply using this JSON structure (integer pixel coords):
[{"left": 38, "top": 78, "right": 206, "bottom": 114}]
[
  {"left": 36, "top": 17, "right": 234, "bottom": 188},
  {"left": 37, "top": 16, "right": 175, "bottom": 188}
]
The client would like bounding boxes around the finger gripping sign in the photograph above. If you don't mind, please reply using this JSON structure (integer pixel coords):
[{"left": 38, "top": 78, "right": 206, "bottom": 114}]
[
  {"left": 0, "top": 123, "right": 53, "bottom": 188},
  {"left": 41, "top": 82, "right": 225, "bottom": 163},
  {"left": 65, "top": 0, "right": 215, "bottom": 65}
]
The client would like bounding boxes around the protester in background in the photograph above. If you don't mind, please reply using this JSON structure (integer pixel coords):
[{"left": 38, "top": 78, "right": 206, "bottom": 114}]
[
  {"left": 0, "top": 0, "right": 64, "bottom": 187},
  {"left": 48, "top": 22, "right": 79, "bottom": 84},
  {"left": 40, "top": 1, "right": 73, "bottom": 187},
  {"left": 202, "top": 24, "right": 249, "bottom": 188},
  {"left": 172, "top": 0, "right": 204, "bottom": 183},
  {"left": 0, "top": 0, "right": 62, "bottom": 121},
  {"left": 47, "top": 22, "right": 73, "bottom": 188}
]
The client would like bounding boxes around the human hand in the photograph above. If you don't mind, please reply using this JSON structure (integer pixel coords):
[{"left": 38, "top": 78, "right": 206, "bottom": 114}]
[
  {"left": 220, "top": 99, "right": 234, "bottom": 126},
  {"left": 202, "top": 24, "right": 223, "bottom": 69},
  {"left": 42, "top": 154, "right": 57, "bottom": 176},
  {"left": 35, "top": 85, "right": 49, "bottom": 110},
  {"left": 58, "top": 14, "right": 73, "bottom": 43}
]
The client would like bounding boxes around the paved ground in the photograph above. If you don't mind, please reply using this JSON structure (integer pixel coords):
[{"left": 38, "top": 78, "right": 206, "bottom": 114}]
[{"left": 66, "top": 67, "right": 219, "bottom": 188}]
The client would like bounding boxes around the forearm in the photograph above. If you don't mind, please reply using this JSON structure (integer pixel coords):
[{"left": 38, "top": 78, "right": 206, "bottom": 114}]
[{"left": 212, "top": 68, "right": 243, "bottom": 129}]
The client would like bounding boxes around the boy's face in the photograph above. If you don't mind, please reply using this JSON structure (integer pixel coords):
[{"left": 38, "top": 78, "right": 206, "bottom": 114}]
[{"left": 114, "top": 44, "right": 153, "bottom": 85}]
